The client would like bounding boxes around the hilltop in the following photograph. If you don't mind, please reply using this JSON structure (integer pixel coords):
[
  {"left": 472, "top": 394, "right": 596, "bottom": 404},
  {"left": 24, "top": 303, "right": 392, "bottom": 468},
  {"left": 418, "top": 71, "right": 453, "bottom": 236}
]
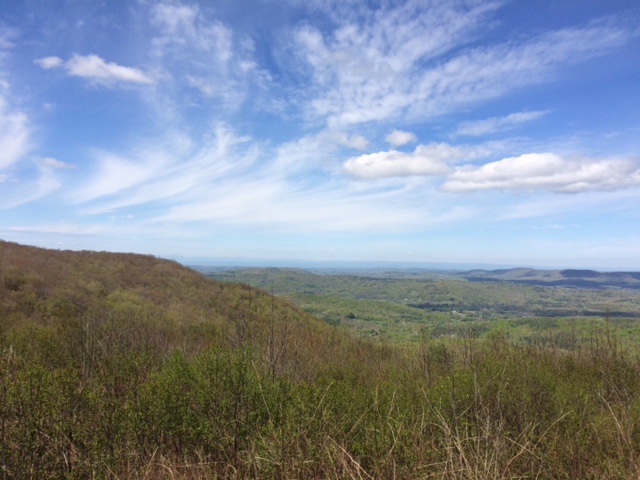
[{"left": 3, "top": 241, "right": 640, "bottom": 479}]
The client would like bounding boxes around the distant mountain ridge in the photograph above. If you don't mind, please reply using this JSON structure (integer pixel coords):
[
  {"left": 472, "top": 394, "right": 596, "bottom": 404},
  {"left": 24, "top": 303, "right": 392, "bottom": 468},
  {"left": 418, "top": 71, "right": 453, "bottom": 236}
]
[{"left": 458, "top": 268, "right": 640, "bottom": 289}]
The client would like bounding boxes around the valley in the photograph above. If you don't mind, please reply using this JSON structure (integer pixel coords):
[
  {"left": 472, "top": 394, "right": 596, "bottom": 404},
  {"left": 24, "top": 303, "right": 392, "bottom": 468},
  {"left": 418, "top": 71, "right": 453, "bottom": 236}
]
[{"left": 204, "top": 266, "right": 640, "bottom": 345}]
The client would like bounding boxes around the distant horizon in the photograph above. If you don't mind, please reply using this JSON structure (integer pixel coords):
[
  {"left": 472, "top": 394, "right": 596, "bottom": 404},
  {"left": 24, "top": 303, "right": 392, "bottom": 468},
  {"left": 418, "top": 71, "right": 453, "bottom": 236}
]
[
  {"left": 171, "top": 254, "right": 640, "bottom": 274},
  {"left": 3, "top": 237, "right": 639, "bottom": 273}
]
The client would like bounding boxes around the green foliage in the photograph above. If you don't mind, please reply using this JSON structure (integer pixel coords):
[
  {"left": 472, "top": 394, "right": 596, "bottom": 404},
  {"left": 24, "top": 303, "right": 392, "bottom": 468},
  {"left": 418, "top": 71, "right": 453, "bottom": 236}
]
[
  {"left": 4, "top": 242, "right": 640, "bottom": 478},
  {"left": 210, "top": 267, "right": 640, "bottom": 346}
]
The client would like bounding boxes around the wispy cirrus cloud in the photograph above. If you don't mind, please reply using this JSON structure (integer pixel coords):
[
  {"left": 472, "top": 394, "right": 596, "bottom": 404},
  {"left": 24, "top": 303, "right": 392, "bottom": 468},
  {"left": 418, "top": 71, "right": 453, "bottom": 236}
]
[
  {"left": 71, "top": 124, "right": 257, "bottom": 212},
  {"left": 455, "top": 110, "right": 550, "bottom": 137},
  {"left": 148, "top": 1, "right": 271, "bottom": 111},
  {"left": 154, "top": 171, "right": 426, "bottom": 234},
  {"left": 293, "top": 11, "right": 631, "bottom": 128},
  {"left": 35, "top": 53, "right": 154, "bottom": 86},
  {"left": 442, "top": 153, "right": 640, "bottom": 193},
  {"left": 0, "top": 30, "right": 30, "bottom": 171},
  {"left": 40, "top": 157, "right": 76, "bottom": 170},
  {"left": 0, "top": 97, "right": 29, "bottom": 170},
  {"left": 1, "top": 160, "right": 66, "bottom": 210},
  {"left": 291, "top": 0, "right": 500, "bottom": 127}
]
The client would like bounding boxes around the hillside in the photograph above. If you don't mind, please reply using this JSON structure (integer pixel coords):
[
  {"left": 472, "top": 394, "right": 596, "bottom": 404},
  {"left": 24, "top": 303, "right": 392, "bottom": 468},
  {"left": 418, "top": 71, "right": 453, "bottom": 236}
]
[
  {"left": 4, "top": 241, "right": 640, "bottom": 479},
  {"left": 0, "top": 240, "right": 359, "bottom": 379}
]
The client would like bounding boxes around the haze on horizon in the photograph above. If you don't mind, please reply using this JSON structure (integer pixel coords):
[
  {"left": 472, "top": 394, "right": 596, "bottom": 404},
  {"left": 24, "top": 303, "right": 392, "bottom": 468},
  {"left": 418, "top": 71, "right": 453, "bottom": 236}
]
[{"left": 1, "top": 0, "right": 639, "bottom": 270}]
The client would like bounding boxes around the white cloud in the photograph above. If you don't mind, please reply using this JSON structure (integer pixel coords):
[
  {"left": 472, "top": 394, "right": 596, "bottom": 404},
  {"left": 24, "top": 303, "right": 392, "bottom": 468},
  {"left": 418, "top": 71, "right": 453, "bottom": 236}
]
[
  {"left": 151, "top": 2, "right": 233, "bottom": 60},
  {"left": 185, "top": 75, "right": 216, "bottom": 97},
  {"left": 34, "top": 56, "right": 63, "bottom": 69},
  {"left": 386, "top": 129, "right": 417, "bottom": 146},
  {"left": 343, "top": 143, "right": 494, "bottom": 179},
  {"left": 1, "top": 161, "right": 64, "bottom": 210},
  {"left": 64, "top": 54, "right": 154, "bottom": 85},
  {"left": 442, "top": 153, "right": 640, "bottom": 193},
  {"left": 150, "top": 3, "right": 198, "bottom": 39},
  {"left": 155, "top": 175, "right": 426, "bottom": 234},
  {"left": 271, "top": 130, "right": 370, "bottom": 176},
  {"left": 147, "top": 1, "right": 271, "bottom": 112},
  {"left": 455, "top": 110, "right": 550, "bottom": 137},
  {"left": 36, "top": 53, "right": 154, "bottom": 86},
  {"left": 0, "top": 30, "right": 30, "bottom": 172},
  {"left": 71, "top": 123, "right": 256, "bottom": 211},
  {"left": 9, "top": 224, "right": 105, "bottom": 235},
  {"left": 326, "top": 131, "right": 368, "bottom": 150},
  {"left": 292, "top": 1, "right": 500, "bottom": 127},
  {"left": 72, "top": 152, "right": 167, "bottom": 204},
  {"left": 40, "top": 157, "right": 76, "bottom": 169},
  {"left": 0, "top": 97, "right": 29, "bottom": 170},
  {"left": 344, "top": 149, "right": 449, "bottom": 179},
  {"left": 293, "top": 7, "right": 632, "bottom": 128}
]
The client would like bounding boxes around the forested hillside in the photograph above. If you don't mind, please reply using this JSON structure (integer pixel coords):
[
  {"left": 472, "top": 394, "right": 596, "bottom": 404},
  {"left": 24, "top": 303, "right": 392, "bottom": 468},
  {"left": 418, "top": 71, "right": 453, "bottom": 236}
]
[{"left": 3, "top": 241, "right": 640, "bottom": 478}]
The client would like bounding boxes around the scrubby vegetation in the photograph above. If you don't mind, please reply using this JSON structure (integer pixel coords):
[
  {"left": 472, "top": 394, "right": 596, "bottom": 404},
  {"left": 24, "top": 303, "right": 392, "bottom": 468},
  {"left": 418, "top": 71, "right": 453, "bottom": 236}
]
[{"left": 3, "top": 241, "right": 640, "bottom": 478}]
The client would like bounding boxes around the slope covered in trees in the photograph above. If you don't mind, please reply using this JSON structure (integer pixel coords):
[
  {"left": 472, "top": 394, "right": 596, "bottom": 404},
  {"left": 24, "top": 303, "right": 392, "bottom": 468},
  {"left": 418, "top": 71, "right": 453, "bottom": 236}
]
[
  {"left": 3, "top": 241, "right": 640, "bottom": 479},
  {"left": 0, "top": 240, "right": 345, "bottom": 372}
]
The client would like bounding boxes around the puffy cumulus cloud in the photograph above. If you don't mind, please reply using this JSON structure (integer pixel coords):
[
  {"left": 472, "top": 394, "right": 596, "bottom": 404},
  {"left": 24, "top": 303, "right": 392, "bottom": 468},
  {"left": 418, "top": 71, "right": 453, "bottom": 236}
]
[
  {"left": 343, "top": 143, "right": 477, "bottom": 179},
  {"left": 455, "top": 110, "right": 550, "bottom": 137},
  {"left": 35, "top": 54, "right": 154, "bottom": 86},
  {"left": 344, "top": 149, "right": 449, "bottom": 179},
  {"left": 442, "top": 153, "right": 640, "bottom": 193},
  {"left": 385, "top": 129, "right": 417, "bottom": 146},
  {"left": 343, "top": 143, "right": 492, "bottom": 179}
]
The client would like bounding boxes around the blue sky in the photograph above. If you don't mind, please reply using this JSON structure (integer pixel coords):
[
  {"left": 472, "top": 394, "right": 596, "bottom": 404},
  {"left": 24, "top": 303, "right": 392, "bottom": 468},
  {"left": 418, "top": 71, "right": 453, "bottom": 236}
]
[{"left": 1, "top": 0, "right": 640, "bottom": 269}]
